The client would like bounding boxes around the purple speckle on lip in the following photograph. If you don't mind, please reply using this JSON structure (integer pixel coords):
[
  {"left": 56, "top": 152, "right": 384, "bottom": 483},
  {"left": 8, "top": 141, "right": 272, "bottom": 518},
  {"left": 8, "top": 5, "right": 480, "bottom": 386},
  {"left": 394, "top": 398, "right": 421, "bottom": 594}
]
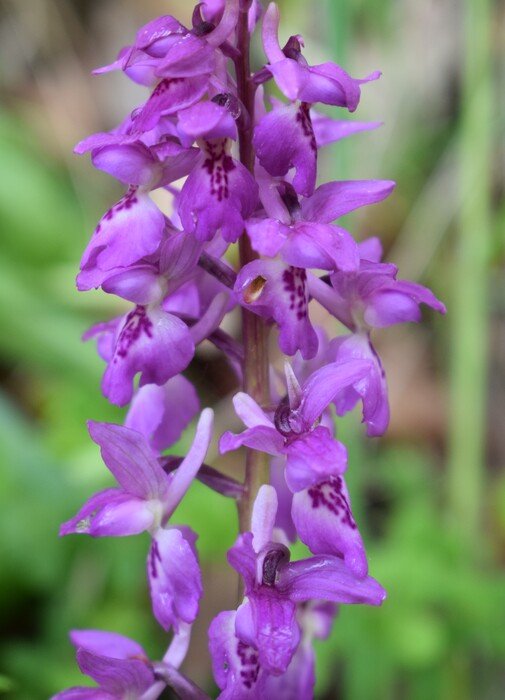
[
  {"left": 282, "top": 267, "right": 308, "bottom": 320},
  {"left": 296, "top": 102, "right": 317, "bottom": 154},
  {"left": 202, "top": 140, "right": 236, "bottom": 203},
  {"left": 307, "top": 476, "right": 357, "bottom": 529},
  {"left": 237, "top": 640, "right": 260, "bottom": 689},
  {"left": 115, "top": 306, "right": 154, "bottom": 361},
  {"left": 95, "top": 187, "right": 139, "bottom": 234}
]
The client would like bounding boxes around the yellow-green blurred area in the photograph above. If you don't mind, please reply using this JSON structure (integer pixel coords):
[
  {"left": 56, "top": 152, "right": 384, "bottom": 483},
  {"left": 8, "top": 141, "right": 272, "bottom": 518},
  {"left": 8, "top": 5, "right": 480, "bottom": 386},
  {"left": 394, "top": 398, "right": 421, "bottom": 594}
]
[{"left": 0, "top": 0, "right": 504, "bottom": 698}]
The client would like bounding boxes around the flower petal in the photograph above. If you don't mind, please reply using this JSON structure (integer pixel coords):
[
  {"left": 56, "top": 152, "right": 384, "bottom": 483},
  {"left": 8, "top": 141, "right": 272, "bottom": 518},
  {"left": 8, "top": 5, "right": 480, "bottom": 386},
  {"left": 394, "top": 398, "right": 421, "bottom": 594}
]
[
  {"left": 292, "top": 475, "right": 368, "bottom": 578},
  {"left": 284, "top": 427, "right": 348, "bottom": 492},
  {"left": 300, "top": 180, "right": 395, "bottom": 224},
  {"left": 102, "top": 306, "right": 194, "bottom": 407},
  {"left": 69, "top": 630, "right": 146, "bottom": 660},
  {"left": 278, "top": 555, "right": 386, "bottom": 605},
  {"left": 148, "top": 526, "right": 203, "bottom": 631},
  {"left": 87, "top": 421, "right": 168, "bottom": 499}
]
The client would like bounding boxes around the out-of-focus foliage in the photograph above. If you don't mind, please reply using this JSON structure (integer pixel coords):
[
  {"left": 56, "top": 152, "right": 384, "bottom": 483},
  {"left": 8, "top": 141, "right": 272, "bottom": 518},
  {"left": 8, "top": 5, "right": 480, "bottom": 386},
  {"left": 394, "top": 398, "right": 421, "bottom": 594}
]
[{"left": 0, "top": 0, "right": 503, "bottom": 698}]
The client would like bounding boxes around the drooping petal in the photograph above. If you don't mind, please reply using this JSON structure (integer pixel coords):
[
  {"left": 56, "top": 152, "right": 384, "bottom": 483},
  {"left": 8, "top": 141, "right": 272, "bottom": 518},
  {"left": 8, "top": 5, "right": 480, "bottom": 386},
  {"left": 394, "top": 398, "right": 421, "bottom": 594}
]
[
  {"left": 364, "top": 280, "right": 447, "bottom": 327},
  {"left": 299, "top": 358, "right": 373, "bottom": 427},
  {"left": 291, "top": 475, "right": 368, "bottom": 578},
  {"left": 148, "top": 526, "right": 202, "bottom": 631},
  {"left": 329, "top": 334, "right": 390, "bottom": 437},
  {"left": 79, "top": 189, "right": 165, "bottom": 275},
  {"left": 101, "top": 305, "right": 194, "bottom": 407},
  {"left": 87, "top": 421, "right": 169, "bottom": 499},
  {"left": 209, "top": 610, "right": 264, "bottom": 699},
  {"left": 236, "top": 594, "right": 300, "bottom": 676},
  {"left": 75, "top": 648, "right": 155, "bottom": 697},
  {"left": 264, "top": 642, "right": 314, "bottom": 700},
  {"left": 278, "top": 555, "right": 386, "bottom": 605}
]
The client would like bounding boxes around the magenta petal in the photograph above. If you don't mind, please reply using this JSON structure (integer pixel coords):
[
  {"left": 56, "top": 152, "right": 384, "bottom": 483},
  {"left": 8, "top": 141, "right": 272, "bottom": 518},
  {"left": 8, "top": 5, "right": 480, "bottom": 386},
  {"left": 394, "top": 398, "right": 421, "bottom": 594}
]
[
  {"left": 265, "top": 642, "right": 315, "bottom": 700},
  {"left": 70, "top": 631, "right": 146, "bottom": 660},
  {"left": 300, "top": 180, "right": 395, "bottom": 224},
  {"left": 220, "top": 425, "right": 284, "bottom": 457},
  {"left": 161, "top": 408, "right": 214, "bottom": 518},
  {"left": 179, "top": 145, "right": 258, "bottom": 243},
  {"left": 284, "top": 427, "right": 348, "bottom": 492},
  {"left": 330, "top": 333, "right": 390, "bottom": 437},
  {"left": 245, "top": 217, "right": 288, "bottom": 258},
  {"left": 132, "top": 76, "right": 208, "bottom": 132},
  {"left": 125, "top": 376, "right": 199, "bottom": 452},
  {"left": 91, "top": 144, "right": 157, "bottom": 186},
  {"left": 209, "top": 610, "right": 264, "bottom": 698},
  {"left": 281, "top": 222, "right": 359, "bottom": 272},
  {"left": 177, "top": 102, "right": 237, "bottom": 144},
  {"left": 299, "top": 359, "right": 373, "bottom": 426},
  {"left": 312, "top": 113, "right": 382, "bottom": 148},
  {"left": 292, "top": 476, "right": 368, "bottom": 578},
  {"left": 278, "top": 555, "right": 386, "bottom": 605},
  {"left": 148, "top": 526, "right": 202, "bottom": 631},
  {"left": 87, "top": 421, "right": 168, "bottom": 499},
  {"left": 235, "top": 261, "right": 318, "bottom": 360},
  {"left": 253, "top": 104, "right": 317, "bottom": 197},
  {"left": 102, "top": 306, "right": 194, "bottom": 407},
  {"left": 60, "top": 489, "right": 155, "bottom": 538},
  {"left": 156, "top": 34, "right": 215, "bottom": 78},
  {"left": 80, "top": 190, "right": 165, "bottom": 273},
  {"left": 237, "top": 594, "right": 300, "bottom": 676},
  {"left": 298, "top": 62, "right": 362, "bottom": 109},
  {"left": 76, "top": 648, "right": 155, "bottom": 696}
]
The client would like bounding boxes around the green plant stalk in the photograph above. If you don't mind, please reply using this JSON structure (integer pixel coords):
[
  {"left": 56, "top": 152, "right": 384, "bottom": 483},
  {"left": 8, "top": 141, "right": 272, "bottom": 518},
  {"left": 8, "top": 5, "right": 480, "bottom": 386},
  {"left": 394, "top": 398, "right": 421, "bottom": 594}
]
[
  {"left": 235, "top": 0, "right": 271, "bottom": 537},
  {"left": 448, "top": 0, "right": 492, "bottom": 544}
]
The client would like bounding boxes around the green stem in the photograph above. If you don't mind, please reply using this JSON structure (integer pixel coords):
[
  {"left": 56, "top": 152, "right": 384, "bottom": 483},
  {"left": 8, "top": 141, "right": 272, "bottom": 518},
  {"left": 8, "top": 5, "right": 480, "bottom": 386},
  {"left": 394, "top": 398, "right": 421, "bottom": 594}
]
[
  {"left": 448, "top": 0, "right": 492, "bottom": 545},
  {"left": 235, "top": 1, "right": 270, "bottom": 536}
]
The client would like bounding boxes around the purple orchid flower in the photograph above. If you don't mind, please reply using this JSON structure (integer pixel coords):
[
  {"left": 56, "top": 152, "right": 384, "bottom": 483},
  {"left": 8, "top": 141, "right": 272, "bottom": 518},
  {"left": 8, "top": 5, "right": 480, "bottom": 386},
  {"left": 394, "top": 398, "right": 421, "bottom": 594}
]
[
  {"left": 60, "top": 409, "right": 213, "bottom": 538},
  {"left": 309, "top": 237, "right": 447, "bottom": 333},
  {"left": 93, "top": 1, "right": 239, "bottom": 88},
  {"left": 52, "top": 625, "right": 199, "bottom": 700},
  {"left": 220, "top": 361, "right": 372, "bottom": 492},
  {"left": 307, "top": 238, "right": 446, "bottom": 435},
  {"left": 84, "top": 304, "right": 195, "bottom": 407},
  {"left": 51, "top": 630, "right": 165, "bottom": 700},
  {"left": 261, "top": 2, "right": 379, "bottom": 109},
  {"left": 247, "top": 178, "right": 395, "bottom": 270},
  {"left": 61, "top": 410, "right": 213, "bottom": 630},
  {"left": 209, "top": 486, "right": 385, "bottom": 688}
]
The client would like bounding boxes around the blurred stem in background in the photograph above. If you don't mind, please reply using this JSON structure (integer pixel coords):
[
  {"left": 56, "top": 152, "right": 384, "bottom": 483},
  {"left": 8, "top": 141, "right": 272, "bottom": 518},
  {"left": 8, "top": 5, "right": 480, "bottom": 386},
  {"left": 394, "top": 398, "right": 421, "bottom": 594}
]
[{"left": 448, "top": 0, "right": 492, "bottom": 547}]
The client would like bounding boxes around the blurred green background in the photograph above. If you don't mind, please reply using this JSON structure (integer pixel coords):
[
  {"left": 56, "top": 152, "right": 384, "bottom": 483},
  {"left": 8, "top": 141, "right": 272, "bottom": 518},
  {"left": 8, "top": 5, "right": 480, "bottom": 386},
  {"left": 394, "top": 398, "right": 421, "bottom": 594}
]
[{"left": 0, "top": 0, "right": 504, "bottom": 698}]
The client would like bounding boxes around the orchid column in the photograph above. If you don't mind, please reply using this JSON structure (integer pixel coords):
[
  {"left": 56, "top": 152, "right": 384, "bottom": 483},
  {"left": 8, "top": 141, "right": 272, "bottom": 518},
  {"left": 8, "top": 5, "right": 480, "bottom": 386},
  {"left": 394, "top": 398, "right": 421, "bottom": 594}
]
[{"left": 54, "top": 1, "right": 445, "bottom": 698}]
